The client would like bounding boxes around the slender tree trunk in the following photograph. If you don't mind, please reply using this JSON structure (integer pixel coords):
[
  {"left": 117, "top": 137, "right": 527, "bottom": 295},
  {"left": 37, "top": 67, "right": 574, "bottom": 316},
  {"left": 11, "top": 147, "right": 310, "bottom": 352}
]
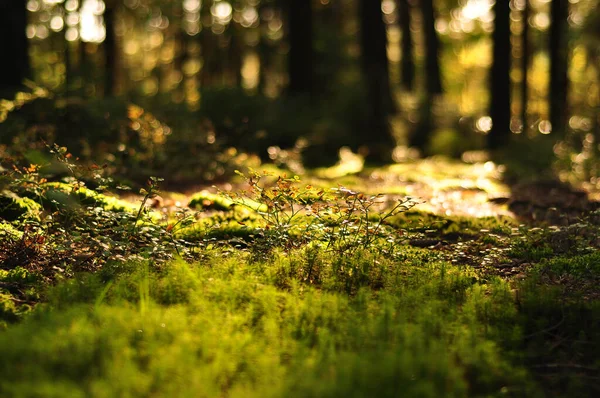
[
  {"left": 287, "top": 0, "right": 313, "bottom": 97},
  {"left": 0, "top": 0, "right": 29, "bottom": 92},
  {"left": 199, "top": 0, "right": 214, "bottom": 87},
  {"left": 409, "top": 0, "right": 442, "bottom": 153},
  {"left": 487, "top": 0, "right": 511, "bottom": 149},
  {"left": 521, "top": 0, "right": 530, "bottom": 133},
  {"left": 549, "top": 0, "right": 569, "bottom": 136},
  {"left": 103, "top": 4, "right": 117, "bottom": 96},
  {"left": 359, "top": 0, "right": 396, "bottom": 162},
  {"left": 228, "top": 26, "right": 243, "bottom": 87},
  {"left": 396, "top": 0, "right": 415, "bottom": 91},
  {"left": 174, "top": 2, "right": 188, "bottom": 93},
  {"left": 422, "top": 0, "right": 442, "bottom": 95}
]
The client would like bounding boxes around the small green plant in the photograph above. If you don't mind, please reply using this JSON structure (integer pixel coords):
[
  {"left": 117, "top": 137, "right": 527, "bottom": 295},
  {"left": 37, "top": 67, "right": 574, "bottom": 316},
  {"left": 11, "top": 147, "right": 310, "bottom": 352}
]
[
  {"left": 133, "top": 176, "right": 163, "bottom": 232},
  {"left": 224, "top": 169, "right": 421, "bottom": 258}
]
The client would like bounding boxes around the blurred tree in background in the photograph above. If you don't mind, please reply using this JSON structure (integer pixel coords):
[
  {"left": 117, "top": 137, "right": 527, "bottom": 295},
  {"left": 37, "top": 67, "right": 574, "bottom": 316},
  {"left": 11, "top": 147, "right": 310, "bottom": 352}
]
[
  {"left": 549, "top": 0, "right": 569, "bottom": 137},
  {"left": 487, "top": 0, "right": 510, "bottom": 149},
  {"left": 396, "top": 0, "right": 415, "bottom": 92},
  {"left": 0, "top": 0, "right": 30, "bottom": 93},
  {"left": 287, "top": 0, "right": 313, "bottom": 97},
  {"left": 0, "top": 0, "right": 599, "bottom": 184}
]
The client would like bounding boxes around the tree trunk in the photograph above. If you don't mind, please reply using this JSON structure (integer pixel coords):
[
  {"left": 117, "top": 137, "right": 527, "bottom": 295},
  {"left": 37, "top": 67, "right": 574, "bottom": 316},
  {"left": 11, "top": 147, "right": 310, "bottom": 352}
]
[
  {"left": 228, "top": 26, "right": 243, "bottom": 87},
  {"left": 396, "top": 0, "right": 415, "bottom": 91},
  {"left": 359, "top": 0, "right": 396, "bottom": 162},
  {"left": 422, "top": 0, "right": 442, "bottom": 95},
  {"left": 199, "top": 0, "right": 214, "bottom": 87},
  {"left": 287, "top": 0, "right": 313, "bottom": 97},
  {"left": 549, "top": 0, "right": 569, "bottom": 136},
  {"left": 103, "top": 4, "right": 117, "bottom": 96},
  {"left": 487, "top": 0, "right": 511, "bottom": 149},
  {"left": 0, "top": 0, "right": 29, "bottom": 93},
  {"left": 521, "top": 0, "right": 530, "bottom": 133}
]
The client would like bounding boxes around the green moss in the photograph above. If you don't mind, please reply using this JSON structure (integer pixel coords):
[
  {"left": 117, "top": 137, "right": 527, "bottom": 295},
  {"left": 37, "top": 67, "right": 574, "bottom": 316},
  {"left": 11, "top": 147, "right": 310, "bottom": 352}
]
[
  {"left": 0, "top": 254, "right": 546, "bottom": 397},
  {"left": 0, "top": 222, "right": 23, "bottom": 239},
  {"left": 537, "top": 252, "right": 600, "bottom": 279},
  {"left": 508, "top": 240, "right": 554, "bottom": 263},
  {"left": 188, "top": 190, "right": 237, "bottom": 211},
  {"left": 389, "top": 211, "right": 517, "bottom": 238},
  {"left": 0, "top": 292, "right": 19, "bottom": 325},
  {"left": 1, "top": 267, "right": 38, "bottom": 284},
  {"left": 0, "top": 190, "right": 42, "bottom": 221},
  {"left": 174, "top": 212, "right": 265, "bottom": 242},
  {"left": 188, "top": 190, "right": 267, "bottom": 212},
  {"left": 38, "top": 182, "right": 140, "bottom": 213}
]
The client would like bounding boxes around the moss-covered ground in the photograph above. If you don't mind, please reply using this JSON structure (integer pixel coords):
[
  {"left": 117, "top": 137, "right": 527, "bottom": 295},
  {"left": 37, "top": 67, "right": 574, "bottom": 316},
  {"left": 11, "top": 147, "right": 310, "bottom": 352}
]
[{"left": 1, "top": 157, "right": 599, "bottom": 397}]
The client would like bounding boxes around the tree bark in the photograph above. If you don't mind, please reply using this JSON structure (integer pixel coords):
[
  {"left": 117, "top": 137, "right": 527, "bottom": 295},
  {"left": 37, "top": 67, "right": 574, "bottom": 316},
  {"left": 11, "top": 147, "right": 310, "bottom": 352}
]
[
  {"left": 521, "top": 0, "right": 530, "bottom": 133},
  {"left": 0, "top": 0, "right": 29, "bottom": 92},
  {"left": 103, "top": 4, "right": 117, "bottom": 96},
  {"left": 228, "top": 26, "right": 243, "bottom": 87},
  {"left": 287, "top": 0, "right": 313, "bottom": 97},
  {"left": 422, "top": 0, "right": 442, "bottom": 95},
  {"left": 397, "top": 0, "right": 415, "bottom": 91},
  {"left": 549, "top": 0, "right": 569, "bottom": 136},
  {"left": 359, "top": 0, "right": 396, "bottom": 162},
  {"left": 487, "top": 0, "right": 511, "bottom": 149}
]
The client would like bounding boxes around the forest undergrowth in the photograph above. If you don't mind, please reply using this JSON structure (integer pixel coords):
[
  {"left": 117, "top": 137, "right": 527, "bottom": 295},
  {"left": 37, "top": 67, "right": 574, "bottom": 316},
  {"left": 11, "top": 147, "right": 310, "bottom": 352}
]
[{"left": 1, "top": 146, "right": 599, "bottom": 397}]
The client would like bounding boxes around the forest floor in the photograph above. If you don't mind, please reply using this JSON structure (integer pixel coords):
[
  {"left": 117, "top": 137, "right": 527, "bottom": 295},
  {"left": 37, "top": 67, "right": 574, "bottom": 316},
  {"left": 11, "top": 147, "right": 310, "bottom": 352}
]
[{"left": 1, "top": 156, "right": 600, "bottom": 397}]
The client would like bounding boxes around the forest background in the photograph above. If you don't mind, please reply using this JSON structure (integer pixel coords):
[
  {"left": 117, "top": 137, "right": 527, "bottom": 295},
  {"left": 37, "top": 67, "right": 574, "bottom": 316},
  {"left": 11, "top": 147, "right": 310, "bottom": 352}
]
[{"left": 1, "top": 0, "right": 599, "bottom": 185}]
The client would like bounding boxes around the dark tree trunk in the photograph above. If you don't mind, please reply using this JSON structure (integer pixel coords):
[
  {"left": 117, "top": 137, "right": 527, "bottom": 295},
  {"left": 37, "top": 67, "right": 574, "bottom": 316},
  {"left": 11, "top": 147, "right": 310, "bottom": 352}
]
[
  {"left": 396, "top": 0, "right": 415, "bottom": 91},
  {"left": 0, "top": 0, "right": 29, "bottom": 93},
  {"left": 174, "top": 2, "right": 188, "bottom": 89},
  {"left": 287, "top": 0, "right": 313, "bottom": 96},
  {"left": 103, "top": 4, "right": 117, "bottom": 96},
  {"left": 228, "top": 26, "right": 243, "bottom": 87},
  {"left": 408, "top": 0, "right": 442, "bottom": 153},
  {"left": 359, "top": 0, "right": 396, "bottom": 162},
  {"left": 521, "top": 0, "right": 530, "bottom": 133},
  {"left": 422, "top": 0, "right": 442, "bottom": 95},
  {"left": 549, "top": 0, "right": 569, "bottom": 136},
  {"left": 487, "top": 0, "right": 511, "bottom": 149},
  {"left": 409, "top": 96, "right": 434, "bottom": 153},
  {"left": 199, "top": 0, "right": 214, "bottom": 87}
]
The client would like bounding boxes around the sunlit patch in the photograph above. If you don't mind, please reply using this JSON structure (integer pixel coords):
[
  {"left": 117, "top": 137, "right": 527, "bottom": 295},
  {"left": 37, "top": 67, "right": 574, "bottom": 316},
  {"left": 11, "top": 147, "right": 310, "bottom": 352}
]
[
  {"left": 242, "top": 52, "right": 260, "bottom": 90},
  {"left": 211, "top": 1, "right": 233, "bottom": 25},
  {"left": 183, "top": 0, "right": 201, "bottom": 13},
  {"left": 27, "top": 0, "right": 41, "bottom": 12},
  {"left": 460, "top": 0, "right": 493, "bottom": 21},
  {"left": 381, "top": 0, "right": 396, "bottom": 15},
  {"left": 65, "top": 13, "right": 79, "bottom": 27},
  {"left": 538, "top": 120, "right": 552, "bottom": 135},
  {"left": 533, "top": 12, "right": 550, "bottom": 30},
  {"left": 475, "top": 116, "right": 492, "bottom": 133},
  {"left": 50, "top": 16, "right": 64, "bottom": 32},
  {"left": 80, "top": 0, "right": 106, "bottom": 43},
  {"left": 65, "top": 27, "right": 79, "bottom": 42},
  {"left": 36, "top": 25, "right": 49, "bottom": 39},
  {"left": 65, "top": 0, "right": 79, "bottom": 12},
  {"left": 314, "top": 148, "right": 364, "bottom": 179},
  {"left": 26, "top": 25, "right": 36, "bottom": 39},
  {"left": 241, "top": 6, "right": 259, "bottom": 28}
]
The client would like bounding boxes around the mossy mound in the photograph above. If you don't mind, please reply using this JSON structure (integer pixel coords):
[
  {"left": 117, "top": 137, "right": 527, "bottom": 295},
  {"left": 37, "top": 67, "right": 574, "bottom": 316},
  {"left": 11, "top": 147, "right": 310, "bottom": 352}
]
[
  {"left": 0, "top": 222, "right": 23, "bottom": 239},
  {"left": 37, "top": 182, "right": 139, "bottom": 213},
  {"left": 188, "top": 190, "right": 237, "bottom": 211},
  {"left": 0, "top": 292, "right": 19, "bottom": 327},
  {"left": 175, "top": 211, "right": 266, "bottom": 242},
  {"left": 0, "top": 191, "right": 42, "bottom": 221},
  {"left": 188, "top": 190, "right": 267, "bottom": 212}
]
